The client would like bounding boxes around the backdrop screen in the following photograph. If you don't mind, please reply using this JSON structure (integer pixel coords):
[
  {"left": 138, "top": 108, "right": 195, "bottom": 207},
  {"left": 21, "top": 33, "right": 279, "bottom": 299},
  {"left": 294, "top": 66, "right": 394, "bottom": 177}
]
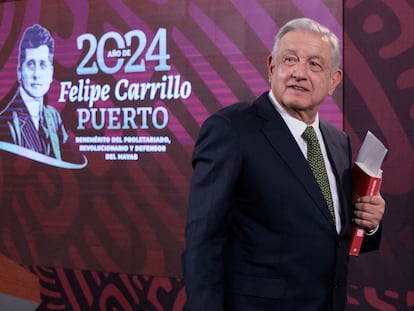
[{"left": 0, "top": 0, "right": 343, "bottom": 277}]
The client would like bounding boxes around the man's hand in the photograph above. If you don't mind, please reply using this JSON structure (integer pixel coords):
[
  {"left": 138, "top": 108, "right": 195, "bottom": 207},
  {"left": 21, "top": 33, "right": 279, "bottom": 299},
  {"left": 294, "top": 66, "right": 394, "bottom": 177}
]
[{"left": 353, "top": 194, "right": 385, "bottom": 231}]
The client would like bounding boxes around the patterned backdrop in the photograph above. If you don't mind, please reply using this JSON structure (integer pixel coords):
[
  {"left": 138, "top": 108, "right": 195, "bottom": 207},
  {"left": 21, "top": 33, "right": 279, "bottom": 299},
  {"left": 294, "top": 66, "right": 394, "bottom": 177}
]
[
  {"left": 0, "top": 0, "right": 411, "bottom": 310},
  {"left": 344, "top": 0, "right": 414, "bottom": 310}
]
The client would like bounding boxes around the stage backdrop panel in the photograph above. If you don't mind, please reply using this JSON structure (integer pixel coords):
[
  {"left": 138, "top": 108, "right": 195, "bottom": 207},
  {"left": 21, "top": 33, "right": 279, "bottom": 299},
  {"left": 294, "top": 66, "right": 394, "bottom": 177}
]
[
  {"left": 344, "top": 1, "right": 414, "bottom": 310},
  {"left": 0, "top": 0, "right": 343, "bottom": 280}
]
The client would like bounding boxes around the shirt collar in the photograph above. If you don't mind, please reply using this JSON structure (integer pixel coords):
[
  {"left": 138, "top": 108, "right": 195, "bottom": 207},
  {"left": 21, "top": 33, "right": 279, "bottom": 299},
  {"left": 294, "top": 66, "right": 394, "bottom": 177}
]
[
  {"left": 20, "top": 86, "right": 43, "bottom": 117},
  {"left": 268, "top": 90, "right": 320, "bottom": 140}
]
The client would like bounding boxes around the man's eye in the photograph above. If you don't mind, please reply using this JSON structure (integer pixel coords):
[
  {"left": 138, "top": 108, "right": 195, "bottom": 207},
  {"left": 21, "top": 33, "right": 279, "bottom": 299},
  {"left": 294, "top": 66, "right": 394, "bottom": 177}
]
[
  {"left": 26, "top": 60, "right": 35, "bottom": 68},
  {"left": 310, "top": 61, "right": 323, "bottom": 71},
  {"left": 284, "top": 56, "right": 297, "bottom": 65}
]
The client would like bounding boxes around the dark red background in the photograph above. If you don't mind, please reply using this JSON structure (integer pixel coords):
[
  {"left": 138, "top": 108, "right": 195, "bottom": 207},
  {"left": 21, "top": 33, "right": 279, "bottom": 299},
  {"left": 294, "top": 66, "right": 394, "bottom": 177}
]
[
  {"left": 344, "top": 1, "right": 413, "bottom": 309},
  {"left": 0, "top": 0, "right": 412, "bottom": 310}
]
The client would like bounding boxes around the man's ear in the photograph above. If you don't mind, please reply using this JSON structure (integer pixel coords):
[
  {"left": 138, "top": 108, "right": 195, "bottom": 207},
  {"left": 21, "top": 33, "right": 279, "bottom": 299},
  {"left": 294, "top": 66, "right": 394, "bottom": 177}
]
[
  {"left": 17, "top": 66, "right": 22, "bottom": 83},
  {"left": 328, "top": 69, "right": 343, "bottom": 96},
  {"left": 267, "top": 55, "right": 274, "bottom": 81}
]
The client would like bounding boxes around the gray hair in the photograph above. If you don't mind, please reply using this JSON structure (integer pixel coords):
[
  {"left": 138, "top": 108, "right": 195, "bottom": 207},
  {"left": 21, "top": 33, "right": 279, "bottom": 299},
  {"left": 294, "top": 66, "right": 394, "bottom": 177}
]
[{"left": 271, "top": 18, "right": 341, "bottom": 73}]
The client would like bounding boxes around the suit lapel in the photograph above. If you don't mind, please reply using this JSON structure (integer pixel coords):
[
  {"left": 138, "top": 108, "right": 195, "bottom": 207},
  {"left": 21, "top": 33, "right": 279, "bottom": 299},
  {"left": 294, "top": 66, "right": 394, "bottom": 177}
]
[
  {"left": 255, "top": 94, "right": 336, "bottom": 230},
  {"left": 320, "top": 121, "right": 351, "bottom": 233}
]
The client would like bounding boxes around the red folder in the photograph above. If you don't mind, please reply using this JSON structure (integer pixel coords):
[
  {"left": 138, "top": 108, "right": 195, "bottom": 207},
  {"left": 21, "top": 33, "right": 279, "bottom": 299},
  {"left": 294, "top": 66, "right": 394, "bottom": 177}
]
[
  {"left": 349, "top": 131, "right": 387, "bottom": 256},
  {"left": 349, "top": 162, "right": 382, "bottom": 255}
]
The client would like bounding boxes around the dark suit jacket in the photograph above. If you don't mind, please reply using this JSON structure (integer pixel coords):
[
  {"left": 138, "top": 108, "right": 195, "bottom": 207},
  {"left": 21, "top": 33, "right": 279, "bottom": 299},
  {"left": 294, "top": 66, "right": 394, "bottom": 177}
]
[
  {"left": 0, "top": 90, "right": 69, "bottom": 160},
  {"left": 183, "top": 92, "right": 381, "bottom": 311}
]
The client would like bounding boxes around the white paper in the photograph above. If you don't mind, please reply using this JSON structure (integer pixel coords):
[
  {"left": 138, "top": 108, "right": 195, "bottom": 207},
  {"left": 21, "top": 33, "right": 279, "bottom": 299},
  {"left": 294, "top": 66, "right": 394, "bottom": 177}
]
[{"left": 355, "top": 131, "right": 388, "bottom": 175}]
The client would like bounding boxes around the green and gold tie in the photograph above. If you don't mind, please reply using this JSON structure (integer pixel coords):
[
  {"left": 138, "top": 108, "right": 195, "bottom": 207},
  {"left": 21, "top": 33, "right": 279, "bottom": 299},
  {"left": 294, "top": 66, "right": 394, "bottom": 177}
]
[{"left": 302, "top": 126, "right": 335, "bottom": 223}]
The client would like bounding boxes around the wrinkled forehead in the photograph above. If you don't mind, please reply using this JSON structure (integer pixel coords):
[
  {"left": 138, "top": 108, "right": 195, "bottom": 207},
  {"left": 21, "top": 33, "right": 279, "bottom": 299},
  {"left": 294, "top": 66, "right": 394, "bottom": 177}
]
[
  {"left": 23, "top": 45, "right": 52, "bottom": 62},
  {"left": 281, "top": 30, "right": 332, "bottom": 48},
  {"left": 278, "top": 31, "right": 334, "bottom": 60}
]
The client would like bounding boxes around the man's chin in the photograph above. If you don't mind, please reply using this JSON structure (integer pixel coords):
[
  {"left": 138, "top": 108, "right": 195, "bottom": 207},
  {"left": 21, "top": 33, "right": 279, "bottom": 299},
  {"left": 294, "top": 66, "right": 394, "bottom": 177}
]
[
  {"left": 283, "top": 101, "right": 314, "bottom": 111},
  {"left": 27, "top": 90, "right": 48, "bottom": 100}
]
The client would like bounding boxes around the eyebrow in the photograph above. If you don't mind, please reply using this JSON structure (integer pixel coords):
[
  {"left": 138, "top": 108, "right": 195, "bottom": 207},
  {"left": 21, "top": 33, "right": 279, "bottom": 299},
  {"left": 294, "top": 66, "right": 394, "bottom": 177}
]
[
  {"left": 281, "top": 50, "right": 326, "bottom": 62},
  {"left": 25, "top": 57, "right": 50, "bottom": 62}
]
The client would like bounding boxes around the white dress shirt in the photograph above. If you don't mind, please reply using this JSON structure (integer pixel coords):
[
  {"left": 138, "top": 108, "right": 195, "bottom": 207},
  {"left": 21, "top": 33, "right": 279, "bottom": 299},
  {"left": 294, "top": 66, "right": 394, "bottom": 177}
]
[
  {"left": 20, "top": 87, "right": 43, "bottom": 131},
  {"left": 268, "top": 91, "right": 342, "bottom": 233}
]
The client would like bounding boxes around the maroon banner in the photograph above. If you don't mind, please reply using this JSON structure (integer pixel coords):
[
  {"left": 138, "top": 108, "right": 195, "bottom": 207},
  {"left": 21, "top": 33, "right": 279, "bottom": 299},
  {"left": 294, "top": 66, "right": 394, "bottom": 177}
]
[
  {"left": 6, "top": 1, "right": 412, "bottom": 311},
  {"left": 0, "top": 0, "right": 343, "bottom": 279},
  {"left": 344, "top": 1, "right": 414, "bottom": 310}
]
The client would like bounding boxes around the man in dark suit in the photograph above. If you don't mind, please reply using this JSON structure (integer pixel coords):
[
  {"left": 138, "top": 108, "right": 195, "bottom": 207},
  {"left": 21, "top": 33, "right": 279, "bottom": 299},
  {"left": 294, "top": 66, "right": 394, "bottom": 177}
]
[
  {"left": 0, "top": 24, "right": 69, "bottom": 161},
  {"left": 182, "top": 18, "right": 385, "bottom": 311}
]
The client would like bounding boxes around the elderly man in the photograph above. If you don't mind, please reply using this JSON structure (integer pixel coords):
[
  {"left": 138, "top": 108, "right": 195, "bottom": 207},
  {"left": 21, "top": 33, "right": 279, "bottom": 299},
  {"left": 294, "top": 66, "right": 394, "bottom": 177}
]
[
  {"left": 183, "top": 18, "right": 385, "bottom": 311},
  {"left": 0, "top": 24, "right": 68, "bottom": 161}
]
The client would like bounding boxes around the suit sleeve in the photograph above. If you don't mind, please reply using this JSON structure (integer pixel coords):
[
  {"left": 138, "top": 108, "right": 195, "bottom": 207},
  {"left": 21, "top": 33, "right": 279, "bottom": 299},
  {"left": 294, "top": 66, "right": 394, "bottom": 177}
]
[
  {"left": 360, "top": 222, "right": 382, "bottom": 253},
  {"left": 182, "top": 113, "right": 241, "bottom": 311}
]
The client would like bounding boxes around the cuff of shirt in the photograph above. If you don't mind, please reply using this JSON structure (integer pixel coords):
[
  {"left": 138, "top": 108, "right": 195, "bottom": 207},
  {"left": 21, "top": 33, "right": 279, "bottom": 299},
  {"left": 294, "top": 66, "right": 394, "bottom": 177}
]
[{"left": 366, "top": 224, "right": 380, "bottom": 236}]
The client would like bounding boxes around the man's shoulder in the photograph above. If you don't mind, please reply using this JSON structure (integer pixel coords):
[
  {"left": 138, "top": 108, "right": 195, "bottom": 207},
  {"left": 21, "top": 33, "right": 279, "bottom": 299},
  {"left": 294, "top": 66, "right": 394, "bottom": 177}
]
[
  {"left": 320, "top": 119, "right": 346, "bottom": 136},
  {"left": 320, "top": 119, "right": 350, "bottom": 147},
  {"left": 44, "top": 103, "right": 60, "bottom": 115},
  {"left": 0, "top": 91, "right": 25, "bottom": 116},
  {"left": 213, "top": 101, "right": 253, "bottom": 118},
  {"left": 211, "top": 92, "right": 269, "bottom": 119}
]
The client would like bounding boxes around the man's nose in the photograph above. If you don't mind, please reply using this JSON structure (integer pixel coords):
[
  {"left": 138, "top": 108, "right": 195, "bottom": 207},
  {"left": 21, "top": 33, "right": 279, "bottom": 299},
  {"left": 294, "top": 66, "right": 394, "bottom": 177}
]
[
  {"left": 292, "top": 62, "right": 307, "bottom": 80},
  {"left": 32, "top": 63, "right": 41, "bottom": 78}
]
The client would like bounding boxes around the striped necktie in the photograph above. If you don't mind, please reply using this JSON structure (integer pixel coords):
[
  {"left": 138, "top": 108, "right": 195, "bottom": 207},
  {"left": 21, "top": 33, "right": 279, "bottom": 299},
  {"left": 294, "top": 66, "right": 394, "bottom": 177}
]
[{"left": 302, "top": 126, "right": 335, "bottom": 222}]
